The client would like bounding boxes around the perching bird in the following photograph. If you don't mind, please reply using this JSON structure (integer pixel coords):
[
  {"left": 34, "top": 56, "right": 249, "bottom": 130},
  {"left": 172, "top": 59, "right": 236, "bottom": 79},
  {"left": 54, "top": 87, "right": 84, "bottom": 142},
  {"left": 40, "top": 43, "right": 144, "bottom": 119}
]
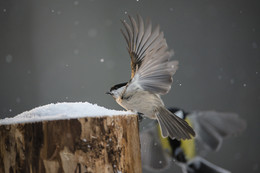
[
  {"left": 106, "top": 15, "right": 195, "bottom": 140},
  {"left": 140, "top": 108, "right": 247, "bottom": 173}
]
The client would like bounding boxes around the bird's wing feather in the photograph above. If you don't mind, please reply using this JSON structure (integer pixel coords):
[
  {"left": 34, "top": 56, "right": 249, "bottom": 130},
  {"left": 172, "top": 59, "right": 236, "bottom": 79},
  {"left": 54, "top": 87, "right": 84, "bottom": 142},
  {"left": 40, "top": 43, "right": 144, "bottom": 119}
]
[
  {"left": 140, "top": 123, "right": 171, "bottom": 172},
  {"left": 187, "top": 156, "right": 231, "bottom": 173},
  {"left": 121, "top": 15, "right": 177, "bottom": 95},
  {"left": 189, "top": 111, "right": 246, "bottom": 151}
]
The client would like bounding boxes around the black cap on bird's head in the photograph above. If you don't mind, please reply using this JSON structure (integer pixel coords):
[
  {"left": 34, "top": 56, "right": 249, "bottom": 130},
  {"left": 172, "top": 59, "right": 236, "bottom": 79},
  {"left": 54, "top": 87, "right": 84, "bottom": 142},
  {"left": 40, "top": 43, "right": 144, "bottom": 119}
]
[{"left": 106, "top": 82, "right": 128, "bottom": 96}]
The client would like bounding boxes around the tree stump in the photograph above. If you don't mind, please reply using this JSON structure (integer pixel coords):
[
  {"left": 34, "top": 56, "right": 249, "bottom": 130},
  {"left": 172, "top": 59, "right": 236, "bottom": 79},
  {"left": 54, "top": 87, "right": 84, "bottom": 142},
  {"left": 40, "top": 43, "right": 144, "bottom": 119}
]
[{"left": 0, "top": 104, "right": 141, "bottom": 173}]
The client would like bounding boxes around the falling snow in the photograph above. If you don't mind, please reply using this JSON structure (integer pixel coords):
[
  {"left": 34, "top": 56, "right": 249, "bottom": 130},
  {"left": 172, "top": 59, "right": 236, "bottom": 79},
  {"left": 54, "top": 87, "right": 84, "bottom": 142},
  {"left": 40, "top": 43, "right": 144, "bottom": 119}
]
[
  {"left": 16, "top": 97, "right": 21, "bottom": 103},
  {"left": 74, "top": 1, "right": 79, "bottom": 6},
  {"left": 88, "top": 29, "right": 98, "bottom": 38},
  {"left": 252, "top": 42, "right": 258, "bottom": 49},
  {"left": 5, "top": 54, "right": 13, "bottom": 63},
  {"left": 100, "top": 58, "right": 104, "bottom": 62},
  {"left": 74, "top": 20, "right": 79, "bottom": 26},
  {"left": 74, "top": 49, "right": 79, "bottom": 55}
]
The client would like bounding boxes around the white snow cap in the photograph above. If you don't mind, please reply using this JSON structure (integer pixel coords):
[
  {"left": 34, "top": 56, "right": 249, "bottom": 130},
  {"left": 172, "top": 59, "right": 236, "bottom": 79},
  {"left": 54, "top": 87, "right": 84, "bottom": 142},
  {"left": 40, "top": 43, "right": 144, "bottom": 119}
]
[{"left": 0, "top": 102, "right": 134, "bottom": 125}]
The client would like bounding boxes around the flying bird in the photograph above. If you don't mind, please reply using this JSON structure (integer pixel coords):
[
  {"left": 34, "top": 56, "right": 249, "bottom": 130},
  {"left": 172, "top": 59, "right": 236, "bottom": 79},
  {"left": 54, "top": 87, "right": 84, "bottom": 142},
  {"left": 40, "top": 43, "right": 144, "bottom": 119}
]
[
  {"left": 140, "top": 108, "right": 247, "bottom": 173},
  {"left": 106, "top": 15, "right": 195, "bottom": 140}
]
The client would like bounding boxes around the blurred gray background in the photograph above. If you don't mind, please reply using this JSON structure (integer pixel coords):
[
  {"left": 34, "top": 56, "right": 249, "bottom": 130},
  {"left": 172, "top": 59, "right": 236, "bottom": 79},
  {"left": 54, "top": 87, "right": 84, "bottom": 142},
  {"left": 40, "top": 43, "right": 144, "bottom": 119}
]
[{"left": 0, "top": 0, "right": 259, "bottom": 172}]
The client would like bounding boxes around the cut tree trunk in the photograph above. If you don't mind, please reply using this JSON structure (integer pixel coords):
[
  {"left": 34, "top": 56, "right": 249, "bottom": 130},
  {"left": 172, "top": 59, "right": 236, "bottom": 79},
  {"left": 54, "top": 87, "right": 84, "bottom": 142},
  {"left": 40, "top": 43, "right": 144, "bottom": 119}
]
[{"left": 0, "top": 115, "right": 141, "bottom": 173}]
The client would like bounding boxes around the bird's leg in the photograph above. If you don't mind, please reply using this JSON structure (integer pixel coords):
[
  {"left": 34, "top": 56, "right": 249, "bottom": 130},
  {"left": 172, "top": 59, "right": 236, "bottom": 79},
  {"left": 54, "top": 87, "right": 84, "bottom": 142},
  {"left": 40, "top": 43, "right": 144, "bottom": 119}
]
[{"left": 137, "top": 112, "right": 144, "bottom": 122}]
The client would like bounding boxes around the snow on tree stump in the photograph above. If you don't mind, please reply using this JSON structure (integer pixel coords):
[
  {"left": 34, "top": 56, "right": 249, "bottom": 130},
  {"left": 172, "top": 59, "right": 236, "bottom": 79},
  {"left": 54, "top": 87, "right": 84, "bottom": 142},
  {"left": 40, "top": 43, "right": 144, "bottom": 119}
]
[{"left": 0, "top": 102, "right": 142, "bottom": 173}]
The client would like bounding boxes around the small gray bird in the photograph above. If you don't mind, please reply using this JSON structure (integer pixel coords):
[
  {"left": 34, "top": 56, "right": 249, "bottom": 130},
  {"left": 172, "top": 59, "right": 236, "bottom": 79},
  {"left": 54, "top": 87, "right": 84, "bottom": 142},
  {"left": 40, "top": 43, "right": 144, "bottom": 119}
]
[{"left": 106, "top": 15, "right": 195, "bottom": 140}]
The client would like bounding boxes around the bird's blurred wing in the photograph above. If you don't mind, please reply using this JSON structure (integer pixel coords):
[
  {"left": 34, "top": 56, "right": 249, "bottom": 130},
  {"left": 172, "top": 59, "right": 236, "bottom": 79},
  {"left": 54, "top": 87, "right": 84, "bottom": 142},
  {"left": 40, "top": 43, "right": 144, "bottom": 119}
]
[
  {"left": 140, "top": 123, "right": 171, "bottom": 172},
  {"left": 121, "top": 15, "right": 178, "bottom": 95},
  {"left": 186, "top": 156, "right": 231, "bottom": 173},
  {"left": 189, "top": 111, "right": 247, "bottom": 151}
]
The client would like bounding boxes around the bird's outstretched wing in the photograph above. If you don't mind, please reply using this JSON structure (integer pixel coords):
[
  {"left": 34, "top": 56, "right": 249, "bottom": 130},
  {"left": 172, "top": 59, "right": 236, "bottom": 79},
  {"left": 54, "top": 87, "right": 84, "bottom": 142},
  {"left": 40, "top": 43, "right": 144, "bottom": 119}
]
[
  {"left": 140, "top": 123, "right": 171, "bottom": 172},
  {"left": 188, "top": 111, "right": 247, "bottom": 151},
  {"left": 121, "top": 15, "right": 178, "bottom": 95}
]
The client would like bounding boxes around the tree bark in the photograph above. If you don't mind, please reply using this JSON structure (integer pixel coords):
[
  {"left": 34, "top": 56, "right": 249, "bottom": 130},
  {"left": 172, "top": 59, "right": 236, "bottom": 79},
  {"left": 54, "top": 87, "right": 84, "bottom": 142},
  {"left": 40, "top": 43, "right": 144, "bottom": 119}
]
[{"left": 0, "top": 115, "right": 141, "bottom": 173}]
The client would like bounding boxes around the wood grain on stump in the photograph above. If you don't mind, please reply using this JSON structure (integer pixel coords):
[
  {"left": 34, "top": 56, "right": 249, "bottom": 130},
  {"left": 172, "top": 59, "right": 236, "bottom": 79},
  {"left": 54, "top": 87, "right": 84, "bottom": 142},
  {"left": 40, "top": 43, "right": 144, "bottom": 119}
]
[{"left": 0, "top": 115, "right": 141, "bottom": 173}]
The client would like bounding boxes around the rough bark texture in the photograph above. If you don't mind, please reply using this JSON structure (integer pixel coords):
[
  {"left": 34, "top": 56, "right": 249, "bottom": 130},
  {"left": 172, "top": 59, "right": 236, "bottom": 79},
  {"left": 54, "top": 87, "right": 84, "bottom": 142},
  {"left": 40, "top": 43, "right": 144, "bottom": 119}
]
[{"left": 0, "top": 115, "right": 141, "bottom": 173}]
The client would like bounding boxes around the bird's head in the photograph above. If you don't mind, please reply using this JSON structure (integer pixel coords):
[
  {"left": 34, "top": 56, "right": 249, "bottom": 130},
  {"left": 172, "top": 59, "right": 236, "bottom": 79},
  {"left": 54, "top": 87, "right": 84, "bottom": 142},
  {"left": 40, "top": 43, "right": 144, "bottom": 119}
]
[{"left": 106, "top": 82, "right": 127, "bottom": 99}]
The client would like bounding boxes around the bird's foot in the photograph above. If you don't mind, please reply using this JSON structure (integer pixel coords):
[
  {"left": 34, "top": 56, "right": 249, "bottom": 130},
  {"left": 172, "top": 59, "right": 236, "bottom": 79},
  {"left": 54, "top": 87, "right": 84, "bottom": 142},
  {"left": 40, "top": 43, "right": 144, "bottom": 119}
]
[{"left": 137, "top": 112, "right": 144, "bottom": 122}]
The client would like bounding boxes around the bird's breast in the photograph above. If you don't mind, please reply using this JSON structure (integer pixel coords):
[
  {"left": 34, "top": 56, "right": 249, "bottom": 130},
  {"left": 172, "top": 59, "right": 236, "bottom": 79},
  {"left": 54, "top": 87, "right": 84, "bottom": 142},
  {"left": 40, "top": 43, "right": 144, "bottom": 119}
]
[{"left": 118, "top": 91, "right": 164, "bottom": 119}]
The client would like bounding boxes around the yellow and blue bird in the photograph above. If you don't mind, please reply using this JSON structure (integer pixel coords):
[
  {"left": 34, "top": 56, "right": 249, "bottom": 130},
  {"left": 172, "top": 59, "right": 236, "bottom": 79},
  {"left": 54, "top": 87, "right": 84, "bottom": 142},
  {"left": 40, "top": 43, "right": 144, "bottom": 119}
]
[{"left": 140, "top": 108, "right": 246, "bottom": 173}]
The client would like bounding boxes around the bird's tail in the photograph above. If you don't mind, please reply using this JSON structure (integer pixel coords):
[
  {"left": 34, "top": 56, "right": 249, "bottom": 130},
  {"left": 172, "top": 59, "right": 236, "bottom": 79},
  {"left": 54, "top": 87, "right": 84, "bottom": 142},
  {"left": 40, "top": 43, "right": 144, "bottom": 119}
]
[
  {"left": 183, "top": 156, "right": 231, "bottom": 173},
  {"left": 156, "top": 106, "right": 195, "bottom": 140}
]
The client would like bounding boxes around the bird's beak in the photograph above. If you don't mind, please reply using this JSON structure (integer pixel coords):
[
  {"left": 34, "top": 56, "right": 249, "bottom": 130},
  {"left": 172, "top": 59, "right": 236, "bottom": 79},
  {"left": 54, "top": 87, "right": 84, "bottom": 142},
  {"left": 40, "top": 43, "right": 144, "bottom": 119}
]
[{"left": 105, "top": 91, "right": 112, "bottom": 95}]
